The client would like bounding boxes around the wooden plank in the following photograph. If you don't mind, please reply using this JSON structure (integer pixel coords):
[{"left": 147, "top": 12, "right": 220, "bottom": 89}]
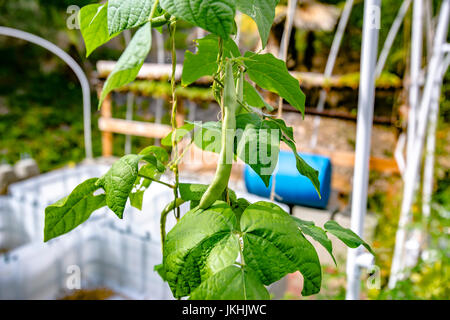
[
  {"left": 331, "top": 172, "right": 352, "bottom": 193},
  {"left": 96, "top": 61, "right": 183, "bottom": 81},
  {"left": 96, "top": 61, "right": 402, "bottom": 89},
  {"left": 176, "top": 99, "right": 185, "bottom": 128},
  {"left": 98, "top": 117, "right": 172, "bottom": 139},
  {"left": 99, "top": 94, "right": 113, "bottom": 157}
]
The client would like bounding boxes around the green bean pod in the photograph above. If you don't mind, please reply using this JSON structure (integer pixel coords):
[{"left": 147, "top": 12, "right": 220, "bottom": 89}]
[{"left": 198, "top": 61, "right": 238, "bottom": 209}]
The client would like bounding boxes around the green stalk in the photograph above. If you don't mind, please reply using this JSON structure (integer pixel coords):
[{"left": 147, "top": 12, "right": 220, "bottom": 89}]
[
  {"left": 137, "top": 174, "right": 175, "bottom": 189},
  {"left": 169, "top": 18, "right": 181, "bottom": 221},
  {"left": 160, "top": 198, "right": 186, "bottom": 252},
  {"left": 149, "top": 0, "right": 160, "bottom": 20},
  {"left": 213, "top": 37, "right": 224, "bottom": 105}
]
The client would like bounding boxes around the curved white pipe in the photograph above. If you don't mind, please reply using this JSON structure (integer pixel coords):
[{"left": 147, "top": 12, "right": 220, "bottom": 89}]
[{"left": 0, "top": 26, "right": 93, "bottom": 159}]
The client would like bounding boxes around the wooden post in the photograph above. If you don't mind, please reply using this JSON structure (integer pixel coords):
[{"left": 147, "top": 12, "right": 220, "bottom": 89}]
[
  {"left": 97, "top": 86, "right": 113, "bottom": 158},
  {"left": 176, "top": 98, "right": 185, "bottom": 128}
]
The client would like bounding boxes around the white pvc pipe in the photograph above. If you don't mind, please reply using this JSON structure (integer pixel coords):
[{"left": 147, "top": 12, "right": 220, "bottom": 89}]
[
  {"left": 424, "top": 0, "right": 435, "bottom": 62},
  {"left": 0, "top": 26, "right": 93, "bottom": 159},
  {"left": 310, "top": 0, "right": 355, "bottom": 149},
  {"left": 407, "top": 0, "right": 424, "bottom": 163},
  {"left": 346, "top": 0, "right": 381, "bottom": 300},
  {"left": 389, "top": 0, "right": 449, "bottom": 288},
  {"left": 279, "top": 0, "right": 298, "bottom": 61},
  {"left": 375, "top": 0, "right": 412, "bottom": 77},
  {"left": 422, "top": 54, "right": 449, "bottom": 219}
]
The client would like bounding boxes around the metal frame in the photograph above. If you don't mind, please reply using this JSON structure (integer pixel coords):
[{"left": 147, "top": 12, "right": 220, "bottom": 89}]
[
  {"left": 346, "top": 0, "right": 449, "bottom": 298},
  {"left": 0, "top": 27, "right": 93, "bottom": 159},
  {"left": 345, "top": 0, "right": 381, "bottom": 300},
  {"left": 389, "top": 0, "right": 449, "bottom": 288}
]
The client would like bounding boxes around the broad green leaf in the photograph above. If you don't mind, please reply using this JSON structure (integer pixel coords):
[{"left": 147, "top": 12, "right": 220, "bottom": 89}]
[
  {"left": 108, "top": 0, "right": 154, "bottom": 35},
  {"left": 241, "top": 202, "right": 322, "bottom": 296},
  {"left": 291, "top": 216, "right": 314, "bottom": 226},
  {"left": 129, "top": 189, "right": 145, "bottom": 210},
  {"left": 96, "top": 154, "right": 142, "bottom": 218},
  {"left": 190, "top": 265, "right": 270, "bottom": 300},
  {"left": 282, "top": 136, "right": 321, "bottom": 197},
  {"left": 191, "top": 115, "right": 281, "bottom": 187},
  {"left": 243, "top": 80, "right": 274, "bottom": 111},
  {"left": 154, "top": 263, "right": 167, "bottom": 282},
  {"left": 192, "top": 121, "right": 222, "bottom": 153},
  {"left": 129, "top": 147, "right": 168, "bottom": 211},
  {"left": 99, "top": 22, "right": 151, "bottom": 107},
  {"left": 235, "top": 113, "right": 281, "bottom": 187},
  {"left": 292, "top": 217, "right": 336, "bottom": 266},
  {"left": 139, "top": 163, "right": 160, "bottom": 178},
  {"left": 237, "top": 0, "right": 279, "bottom": 47},
  {"left": 243, "top": 52, "right": 306, "bottom": 115},
  {"left": 139, "top": 145, "right": 170, "bottom": 164},
  {"left": 179, "top": 183, "right": 211, "bottom": 201},
  {"left": 44, "top": 178, "right": 106, "bottom": 242},
  {"left": 160, "top": 0, "right": 236, "bottom": 38},
  {"left": 232, "top": 198, "right": 251, "bottom": 223},
  {"left": 324, "top": 221, "right": 374, "bottom": 255},
  {"left": 79, "top": 3, "right": 119, "bottom": 57},
  {"left": 161, "top": 123, "right": 195, "bottom": 147},
  {"left": 190, "top": 200, "right": 200, "bottom": 210},
  {"left": 267, "top": 118, "right": 294, "bottom": 141},
  {"left": 163, "top": 201, "right": 240, "bottom": 298},
  {"left": 139, "top": 145, "right": 169, "bottom": 171},
  {"left": 179, "top": 183, "right": 237, "bottom": 204},
  {"left": 182, "top": 35, "right": 241, "bottom": 86}
]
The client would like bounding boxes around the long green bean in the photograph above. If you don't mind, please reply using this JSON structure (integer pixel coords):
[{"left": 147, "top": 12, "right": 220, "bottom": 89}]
[{"left": 198, "top": 61, "right": 238, "bottom": 209}]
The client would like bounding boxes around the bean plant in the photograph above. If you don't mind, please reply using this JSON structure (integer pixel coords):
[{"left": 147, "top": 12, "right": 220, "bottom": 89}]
[{"left": 43, "top": 0, "right": 373, "bottom": 300}]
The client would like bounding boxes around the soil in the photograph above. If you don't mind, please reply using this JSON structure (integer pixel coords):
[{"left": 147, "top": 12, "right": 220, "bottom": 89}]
[{"left": 59, "top": 288, "right": 117, "bottom": 300}]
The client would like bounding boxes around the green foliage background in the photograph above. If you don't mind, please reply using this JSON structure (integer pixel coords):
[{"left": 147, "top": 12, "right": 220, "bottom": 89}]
[{"left": 0, "top": 0, "right": 448, "bottom": 299}]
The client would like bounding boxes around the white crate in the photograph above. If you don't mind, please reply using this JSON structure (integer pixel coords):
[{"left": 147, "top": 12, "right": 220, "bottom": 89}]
[
  {"left": 6, "top": 164, "right": 190, "bottom": 243},
  {"left": 0, "top": 220, "right": 172, "bottom": 300},
  {"left": 0, "top": 164, "right": 289, "bottom": 300},
  {"left": 0, "top": 197, "right": 30, "bottom": 253}
]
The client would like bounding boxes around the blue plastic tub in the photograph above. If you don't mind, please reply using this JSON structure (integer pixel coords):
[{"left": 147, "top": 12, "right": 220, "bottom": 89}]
[{"left": 244, "top": 151, "right": 332, "bottom": 209}]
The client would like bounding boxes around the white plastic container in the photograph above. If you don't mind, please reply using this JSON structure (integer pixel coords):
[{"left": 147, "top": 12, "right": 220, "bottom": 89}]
[
  {"left": 0, "top": 197, "right": 30, "bottom": 253},
  {"left": 0, "top": 220, "right": 172, "bottom": 300},
  {"left": 0, "top": 164, "right": 289, "bottom": 300}
]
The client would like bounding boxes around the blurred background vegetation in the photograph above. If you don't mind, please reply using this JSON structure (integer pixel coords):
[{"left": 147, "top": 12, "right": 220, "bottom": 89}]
[{"left": 0, "top": 0, "right": 448, "bottom": 299}]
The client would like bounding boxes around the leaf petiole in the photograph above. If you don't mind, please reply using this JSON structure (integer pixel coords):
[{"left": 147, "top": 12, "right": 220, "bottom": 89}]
[{"left": 138, "top": 174, "right": 175, "bottom": 189}]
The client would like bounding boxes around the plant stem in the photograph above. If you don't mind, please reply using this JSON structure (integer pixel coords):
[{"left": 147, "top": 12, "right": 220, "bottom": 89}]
[
  {"left": 169, "top": 18, "right": 181, "bottom": 221},
  {"left": 149, "top": 0, "right": 160, "bottom": 20},
  {"left": 169, "top": 139, "right": 194, "bottom": 167},
  {"left": 237, "top": 232, "right": 246, "bottom": 266},
  {"left": 138, "top": 174, "right": 175, "bottom": 189},
  {"left": 213, "top": 37, "right": 224, "bottom": 107},
  {"left": 160, "top": 198, "right": 186, "bottom": 252},
  {"left": 149, "top": 15, "right": 169, "bottom": 27}
]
